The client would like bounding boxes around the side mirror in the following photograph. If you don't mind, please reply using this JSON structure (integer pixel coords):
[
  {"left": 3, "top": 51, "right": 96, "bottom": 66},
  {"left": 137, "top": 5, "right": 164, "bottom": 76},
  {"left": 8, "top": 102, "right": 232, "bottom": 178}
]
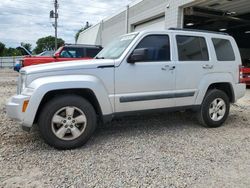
[
  {"left": 128, "top": 48, "right": 149, "bottom": 63},
  {"left": 53, "top": 52, "right": 60, "bottom": 58}
]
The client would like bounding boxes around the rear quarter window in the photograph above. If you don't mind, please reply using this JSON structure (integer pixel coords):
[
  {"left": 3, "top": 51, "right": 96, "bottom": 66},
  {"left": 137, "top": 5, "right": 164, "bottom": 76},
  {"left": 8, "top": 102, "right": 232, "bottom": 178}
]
[{"left": 212, "top": 38, "right": 235, "bottom": 61}]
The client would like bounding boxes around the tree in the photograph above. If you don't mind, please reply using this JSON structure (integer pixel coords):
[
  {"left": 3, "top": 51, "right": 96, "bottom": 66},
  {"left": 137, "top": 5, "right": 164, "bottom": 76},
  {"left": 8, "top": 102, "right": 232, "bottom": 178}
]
[
  {"left": 21, "top": 42, "right": 32, "bottom": 51},
  {"left": 0, "top": 42, "right": 5, "bottom": 56},
  {"left": 4, "top": 47, "right": 22, "bottom": 56},
  {"left": 33, "top": 36, "right": 64, "bottom": 54},
  {"left": 75, "top": 22, "right": 92, "bottom": 43},
  {"left": 0, "top": 42, "right": 22, "bottom": 57}
]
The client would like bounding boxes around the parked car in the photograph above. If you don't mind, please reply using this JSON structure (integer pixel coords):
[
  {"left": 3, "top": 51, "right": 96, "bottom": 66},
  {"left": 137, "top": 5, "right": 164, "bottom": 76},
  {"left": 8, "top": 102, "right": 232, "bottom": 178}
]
[
  {"left": 6, "top": 29, "right": 246, "bottom": 149},
  {"left": 14, "top": 44, "right": 103, "bottom": 71},
  {"left": 242, "top": 59, "right": 250, "bottom": 86},
  {"left": 14, "top": 50, "right": 55, "bottom": 71},
  {"left": 16, "top": 46, "right": 32, "bottom": 56}
]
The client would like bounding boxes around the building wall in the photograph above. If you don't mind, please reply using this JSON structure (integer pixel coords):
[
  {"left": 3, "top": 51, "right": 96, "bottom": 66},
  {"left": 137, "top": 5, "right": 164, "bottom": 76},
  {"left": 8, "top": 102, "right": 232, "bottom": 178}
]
[
  {"left": 77, "top": 0, "right": 198, "bottom": 46},
  {"left": 165, "top": 0, "right": 196, "bottom": 28},
  {"left": 101, "top": 10, "right": 127, "bottom": 46},
  {"left": 128, "top": 0, "right": 166, "bottom": 31},
  {"left": 77, "top": 23, "right": 101, "bottom": 45}
]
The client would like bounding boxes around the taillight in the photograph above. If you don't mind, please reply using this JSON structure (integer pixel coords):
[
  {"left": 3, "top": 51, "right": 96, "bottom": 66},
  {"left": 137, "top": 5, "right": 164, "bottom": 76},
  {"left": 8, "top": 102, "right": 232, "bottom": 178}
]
[{"left": 239, "top": 65, "right": 244, "bottom": 83}]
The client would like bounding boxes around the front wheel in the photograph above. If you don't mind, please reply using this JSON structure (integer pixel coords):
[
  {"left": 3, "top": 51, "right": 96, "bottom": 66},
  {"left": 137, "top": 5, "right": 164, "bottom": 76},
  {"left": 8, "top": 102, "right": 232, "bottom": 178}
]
[
  {"left": 197, "top": 89, "right": 230, "bottom": 128},
  {"left": 38, "top": 95, "right": 97, "bottom": 150}
]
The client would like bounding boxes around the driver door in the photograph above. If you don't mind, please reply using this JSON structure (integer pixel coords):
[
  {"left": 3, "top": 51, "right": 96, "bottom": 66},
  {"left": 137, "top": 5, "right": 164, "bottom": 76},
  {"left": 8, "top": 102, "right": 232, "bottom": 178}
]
[{"left": 114, "top": 34, "right": 176, "bottom": 113}]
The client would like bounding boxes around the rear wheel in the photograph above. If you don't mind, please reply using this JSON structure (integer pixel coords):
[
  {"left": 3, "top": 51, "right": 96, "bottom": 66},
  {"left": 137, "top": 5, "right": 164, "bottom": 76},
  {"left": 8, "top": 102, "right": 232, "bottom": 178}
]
[
  {"left": 38, "top": 95, "right": 97, "bottom": 149},
  {"left": 197, "top": 89, "right": 230, "bottom": 128}
]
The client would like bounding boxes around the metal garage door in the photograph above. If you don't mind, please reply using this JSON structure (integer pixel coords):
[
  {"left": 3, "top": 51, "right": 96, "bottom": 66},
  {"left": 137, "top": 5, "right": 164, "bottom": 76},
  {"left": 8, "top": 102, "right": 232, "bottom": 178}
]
[{"left": 134, "top": 16, "right": 165, "bottom": 32}]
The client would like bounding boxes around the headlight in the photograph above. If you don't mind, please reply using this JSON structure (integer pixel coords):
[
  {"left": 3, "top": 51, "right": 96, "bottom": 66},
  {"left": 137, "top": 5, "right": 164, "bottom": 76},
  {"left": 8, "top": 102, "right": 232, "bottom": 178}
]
[{"left": 17, "top": 73, "right": 27, "bottom": 94}]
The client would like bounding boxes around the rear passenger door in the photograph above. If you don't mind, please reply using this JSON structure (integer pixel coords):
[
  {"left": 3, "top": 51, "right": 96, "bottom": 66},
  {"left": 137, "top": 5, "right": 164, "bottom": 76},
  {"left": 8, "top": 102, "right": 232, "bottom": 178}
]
[{"left": 173, "top": 34, "right": 214, "bottom": 107}]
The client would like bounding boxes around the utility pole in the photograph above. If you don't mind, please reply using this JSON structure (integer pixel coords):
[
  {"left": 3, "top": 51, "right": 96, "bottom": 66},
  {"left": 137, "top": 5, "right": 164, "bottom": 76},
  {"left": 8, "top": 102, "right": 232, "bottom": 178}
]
[
  {"left": 54, "top": 0, "right": 58, "bottom": 50},
  {"left": 50, "top": 0, "right": 59, "bottom": 50}
]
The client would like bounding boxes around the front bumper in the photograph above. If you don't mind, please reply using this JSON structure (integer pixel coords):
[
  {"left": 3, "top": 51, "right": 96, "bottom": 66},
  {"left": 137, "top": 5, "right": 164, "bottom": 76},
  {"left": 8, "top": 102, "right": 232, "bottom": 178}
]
[{"left": 6, "top": 95, "right": 30, "bottom": 125}]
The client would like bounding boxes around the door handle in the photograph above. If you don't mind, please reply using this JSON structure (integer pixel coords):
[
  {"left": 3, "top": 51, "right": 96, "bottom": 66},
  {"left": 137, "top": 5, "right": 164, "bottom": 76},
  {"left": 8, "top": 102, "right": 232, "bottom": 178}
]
[
  {"left": 203, "top": 64, "right": 213, "bottom": 69},
  {"left": 161, "top": 65, "right": 169, "bottom": 71},
  {"left": 161, "top": 65, "right": 175, "bottom": 71}
]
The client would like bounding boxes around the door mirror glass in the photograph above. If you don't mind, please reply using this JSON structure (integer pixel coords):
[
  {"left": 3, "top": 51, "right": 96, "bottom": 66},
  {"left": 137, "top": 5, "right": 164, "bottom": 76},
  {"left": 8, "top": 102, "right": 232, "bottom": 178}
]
[{"left": 128, "top": 48, "right": 152, "bottom": 63}]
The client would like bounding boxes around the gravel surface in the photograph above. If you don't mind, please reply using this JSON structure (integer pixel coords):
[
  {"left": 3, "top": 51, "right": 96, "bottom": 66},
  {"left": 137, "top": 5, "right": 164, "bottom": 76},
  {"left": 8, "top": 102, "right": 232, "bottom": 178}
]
[{"left": 0, "top": 68, "right": 250, "bottom": 187}]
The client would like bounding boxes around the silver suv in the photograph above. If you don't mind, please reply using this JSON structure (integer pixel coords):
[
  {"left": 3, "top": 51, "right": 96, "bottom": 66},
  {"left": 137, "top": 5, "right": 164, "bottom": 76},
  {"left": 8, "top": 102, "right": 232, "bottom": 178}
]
[{"left": 6, "top": 29, "right": 246, "bottom": 149}]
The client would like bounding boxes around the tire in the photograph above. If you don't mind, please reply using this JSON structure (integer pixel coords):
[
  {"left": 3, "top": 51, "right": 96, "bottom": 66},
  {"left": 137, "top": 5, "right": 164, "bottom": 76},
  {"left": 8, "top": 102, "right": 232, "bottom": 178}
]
[
  {"left": 197, "top": 89, "right": 230, "bottom": 128},
  {"left": 38, "top": 95, "right": 97, "bottom": 150}
]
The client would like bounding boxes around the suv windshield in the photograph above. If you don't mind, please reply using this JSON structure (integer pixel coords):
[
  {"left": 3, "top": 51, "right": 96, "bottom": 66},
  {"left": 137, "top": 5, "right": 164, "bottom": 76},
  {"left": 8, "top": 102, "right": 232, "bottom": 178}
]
[{"left": 96, "top": 33, "right": 137, "bottom": 59}]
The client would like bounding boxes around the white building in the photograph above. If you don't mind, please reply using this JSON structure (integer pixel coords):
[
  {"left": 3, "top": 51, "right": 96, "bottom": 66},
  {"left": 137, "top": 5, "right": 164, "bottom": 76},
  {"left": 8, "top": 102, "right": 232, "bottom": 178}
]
[{"left": 77, "top": 0, "right": 250, "bottom": 63}]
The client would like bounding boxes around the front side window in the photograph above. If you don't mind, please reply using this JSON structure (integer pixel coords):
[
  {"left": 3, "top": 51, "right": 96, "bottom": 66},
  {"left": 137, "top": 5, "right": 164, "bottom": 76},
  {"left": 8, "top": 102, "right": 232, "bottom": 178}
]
[
  {"left": 60, "top": 48, "right": 84, "bottom": 58},
  {"left": 212, "top": 38, "right": 235, "bottom": 61},
  {"left": 134, "top": 35, "right": 171, "bottom": 61},
  {"left": 176, "top": 35, "right": 209, "bottom": 61}
]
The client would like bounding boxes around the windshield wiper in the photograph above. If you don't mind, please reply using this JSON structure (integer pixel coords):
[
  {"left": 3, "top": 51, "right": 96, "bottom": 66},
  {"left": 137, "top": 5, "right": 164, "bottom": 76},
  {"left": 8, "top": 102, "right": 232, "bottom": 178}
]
[{"left": 95, "top": 56, "right": 105, "bottom": 59}]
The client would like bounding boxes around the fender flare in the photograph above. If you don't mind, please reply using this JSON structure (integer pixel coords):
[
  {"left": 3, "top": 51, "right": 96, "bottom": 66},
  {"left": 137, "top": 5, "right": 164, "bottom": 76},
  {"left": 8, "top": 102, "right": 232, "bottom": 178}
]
[
  {"left": 23, "top": 75, "right": 113, "bottom": 127},
  {"left": 195, "top": 73, "right": 235, "bottom": 105}
]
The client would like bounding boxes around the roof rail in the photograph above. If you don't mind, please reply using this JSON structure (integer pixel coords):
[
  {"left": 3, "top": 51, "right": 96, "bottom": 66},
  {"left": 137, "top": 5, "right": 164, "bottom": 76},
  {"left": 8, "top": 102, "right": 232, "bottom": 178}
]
[
  {"left": 64, "top": 43, "right": 102, "bottom": 48},
  {"left": 168, "top": 28, "right": 229, "bottom": 36}
]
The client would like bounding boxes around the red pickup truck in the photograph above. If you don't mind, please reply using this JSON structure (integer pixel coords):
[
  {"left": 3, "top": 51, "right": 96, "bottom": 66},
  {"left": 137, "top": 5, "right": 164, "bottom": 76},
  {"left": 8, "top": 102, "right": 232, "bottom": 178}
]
[
  {"left": 242, "top": 62, "right": 250, "bottom": 86},
  {"left": 240, "top": 59, "right": 250, "bottom": 86},
  {"left": 15, "top": 44, "right": 102, "bottom": 71}
]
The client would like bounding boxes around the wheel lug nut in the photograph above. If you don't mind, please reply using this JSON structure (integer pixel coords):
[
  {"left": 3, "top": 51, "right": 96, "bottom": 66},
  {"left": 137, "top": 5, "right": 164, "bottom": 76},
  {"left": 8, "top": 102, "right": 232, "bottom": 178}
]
[{"left": 70, "top": 125, "right": 73, "bottom": 128}]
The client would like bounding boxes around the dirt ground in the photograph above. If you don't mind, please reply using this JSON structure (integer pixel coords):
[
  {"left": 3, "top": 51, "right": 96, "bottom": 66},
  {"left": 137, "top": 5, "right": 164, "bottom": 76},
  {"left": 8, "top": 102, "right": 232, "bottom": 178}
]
[{"left": 0, "top": 68, "right": 250, "bottom": 188}]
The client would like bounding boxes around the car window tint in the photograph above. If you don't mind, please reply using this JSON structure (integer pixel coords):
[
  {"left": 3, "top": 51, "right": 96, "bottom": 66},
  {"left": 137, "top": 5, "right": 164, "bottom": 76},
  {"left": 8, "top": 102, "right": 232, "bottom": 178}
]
[
  {"left": 135, "top": 35, "right": 170, "bottom": 61},
  {"left": 86, "top": 48, "right": 101, "bottom": 57},
  {"left": 176, "top": 35, "right": 209, "bottom": 61},
  {"left": 212, "top": 38, "right": 235, "bottom": 61},
  {"left": 60, "top": 47, "right": 84, "bottom": 58}
]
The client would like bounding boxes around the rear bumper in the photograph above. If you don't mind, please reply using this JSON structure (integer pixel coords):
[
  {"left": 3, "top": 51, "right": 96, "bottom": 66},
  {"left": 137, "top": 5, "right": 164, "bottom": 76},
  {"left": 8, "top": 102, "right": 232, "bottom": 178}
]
[
  {"left": 234, "top": 83, "right": 246, "bottom": 101},
  {"left": 6, "top": 95, "right": 31, "bottom": 127}
]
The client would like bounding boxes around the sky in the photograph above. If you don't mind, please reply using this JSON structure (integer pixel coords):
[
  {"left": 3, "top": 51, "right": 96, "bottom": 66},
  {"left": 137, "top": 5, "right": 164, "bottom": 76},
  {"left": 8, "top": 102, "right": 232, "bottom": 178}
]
[{"left": 0, "top": 0, "right": 133, "bottom": 49}]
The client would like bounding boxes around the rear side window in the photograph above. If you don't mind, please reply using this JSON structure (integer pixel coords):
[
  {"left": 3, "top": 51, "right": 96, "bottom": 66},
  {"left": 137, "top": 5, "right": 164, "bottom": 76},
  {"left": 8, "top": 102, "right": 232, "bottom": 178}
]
[
  {"left": 212, "top": 38, "right": 235, "bottom": 61},
  {"left": 176, "top": 35, "right": 209, "bottom": 61},
  {"left": 86, "top": 48, "right": 101, "bottom": 58},
  {"left": 135, "top": 35, "right": 171, "bottom": 61}
]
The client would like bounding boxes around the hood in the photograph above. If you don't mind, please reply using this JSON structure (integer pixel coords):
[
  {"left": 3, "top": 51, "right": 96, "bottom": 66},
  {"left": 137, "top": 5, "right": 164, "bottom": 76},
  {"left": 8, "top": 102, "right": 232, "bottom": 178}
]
[
  {"left": 17, "top": 46, "right": 32, "bottom": 56},
  {"left": 21, "top": 59, "right": 115, "bottom": 75}
]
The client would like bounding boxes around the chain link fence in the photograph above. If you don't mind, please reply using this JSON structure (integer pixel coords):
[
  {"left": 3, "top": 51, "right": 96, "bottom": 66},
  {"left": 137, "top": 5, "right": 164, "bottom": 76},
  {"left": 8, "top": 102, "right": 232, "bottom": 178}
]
[{"left": 0, "top": 56, "right": 23, "bottom": 68}]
